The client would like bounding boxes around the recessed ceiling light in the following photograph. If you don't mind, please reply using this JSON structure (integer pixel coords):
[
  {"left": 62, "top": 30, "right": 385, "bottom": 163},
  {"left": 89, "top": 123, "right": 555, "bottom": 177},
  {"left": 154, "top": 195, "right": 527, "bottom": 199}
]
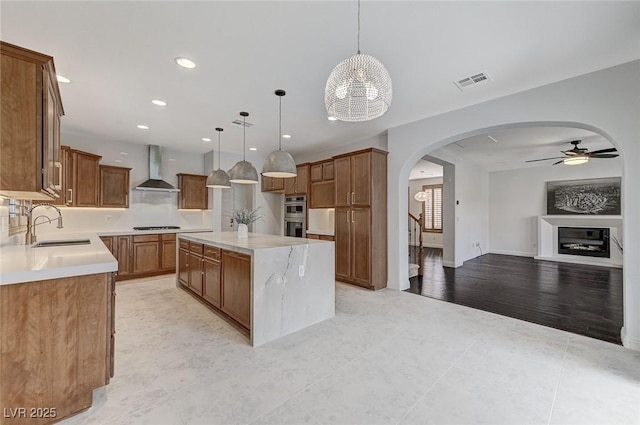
[
  {"left": 115, "top": 159, "right": 123, "bottom": 163},
  {"left": 282, "top": 134, "right": 292, "bottom": 139},
  {"left": 175, "top": 57, "right": 196, "bottom": 69},
  {"left": 169, "top": 158, "right": 176, "bottom": 162},
  {"left": 120, "top": 152, "right": 128, "bottom": 155},
  {"left": 202, "top": 138, "right": 211, "bottom": 142},
  {"left": 420, "top": 170, "right": 425, "bottom": 173},
  {"left": 152, "top": 99, "right": 167, "bottom": 106},
  {"left": 56, "top": 75, "right": 71, "bottom": 83},
  {"left": 327, "top": 116, "right": 338, "bottom": 121},
  {"left": 249, "top": 147, "right": 257, "bottom": 151},
  {"left": 137, "top": 124, "right": 149, "bottom": 130}
]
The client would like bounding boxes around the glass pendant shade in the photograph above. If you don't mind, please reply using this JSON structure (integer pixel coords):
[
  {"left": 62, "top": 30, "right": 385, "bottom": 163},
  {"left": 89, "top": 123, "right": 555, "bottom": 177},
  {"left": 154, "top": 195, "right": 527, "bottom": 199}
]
[
  {"left": 229, "top": 160, "right": 258, "bottom": 184},
  {"left": 414, "top": 191, "right": 428, "bottom": 202},
  {"left": 206, "top": 127, "right": 231, "bottom": 188},
  {"left": 229, "top": 112, "right": 259, "bottom": 185},
  {"left": 325, "top": 53, "right": 392, "bottom": 122},
  {"left": 263, "top": 150, "right": 296, "bottom": 178},
  {"left": 262, "top": 89, "right": 297, "bottom": 178}
]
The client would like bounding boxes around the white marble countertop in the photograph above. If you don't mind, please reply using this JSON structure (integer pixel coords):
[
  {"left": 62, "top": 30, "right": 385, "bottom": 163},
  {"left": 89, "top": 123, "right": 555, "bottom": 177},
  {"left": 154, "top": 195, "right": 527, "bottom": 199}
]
[
  {"left": 179, "top": 232, "right": 331, "bottom": 255},
  {"left": 98, "top": 227, "right": 211, "bottom": 236},
  {"left": 306, "top": 229, "right": 335, "bottom": 236},
  {"left": 0, "top": 233, "right": 117, "bottom": 286}
]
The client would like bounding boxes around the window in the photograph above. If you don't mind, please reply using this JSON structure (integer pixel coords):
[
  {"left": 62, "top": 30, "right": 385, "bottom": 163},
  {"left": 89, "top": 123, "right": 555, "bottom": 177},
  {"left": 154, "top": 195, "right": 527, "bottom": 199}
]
[{"left": 422, "top": 184, "right": 443, "bottom": 233}]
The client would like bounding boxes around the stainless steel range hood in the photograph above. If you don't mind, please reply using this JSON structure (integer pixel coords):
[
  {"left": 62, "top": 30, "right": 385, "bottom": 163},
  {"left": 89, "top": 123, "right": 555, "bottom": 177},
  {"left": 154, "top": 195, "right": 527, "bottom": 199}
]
[{"left": 134, "top": 145, "right": 180, "bottom": 192}]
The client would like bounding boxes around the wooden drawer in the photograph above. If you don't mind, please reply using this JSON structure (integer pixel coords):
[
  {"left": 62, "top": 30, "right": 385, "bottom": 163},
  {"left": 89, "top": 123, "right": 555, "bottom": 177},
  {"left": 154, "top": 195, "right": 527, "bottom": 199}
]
[
  {"left": 222, "top": 249, "right": 250, "bottom": 261},
  {"left": 306, "top": 234, "right": 320, "bottom": 240},
  {"left": 204, "top": 246, "right": 221, "bottom": 260},
  {"left": 179, "top": 239, "right": 190, "bottom": 250},
  {"left": 162, "top": 233, "right": 177, "bottom": 241},
  {"left": 190, "top": 242, "right": 204, "bottom": 255},
  {"left": 319, "top": 235, "right": 334, "bottom": 241},
  {"left": 133, "top": 234, "right": 160, "bottom": 243}
]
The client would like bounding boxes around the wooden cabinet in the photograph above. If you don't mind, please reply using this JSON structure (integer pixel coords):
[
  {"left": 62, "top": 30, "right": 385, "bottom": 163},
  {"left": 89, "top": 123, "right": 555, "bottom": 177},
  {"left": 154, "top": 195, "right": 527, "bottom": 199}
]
[
  {"left": 188, "top": 250, "right": 203, "bottom": 295},
  {"left": 333, "top": 149, "right": 387, "bottom": 290},
  {"left": 99, "top": 165, "right": 130, "bottom": 208},
  {"left": 221, "top": 250, "right": 251, "bottom": 329},
  {"left": 132, "top": 234, "right": 160, "bottom": 275},
  {"left": 203, "top": 247, "right": 222, "bottom": 308},
  {"left": 310, "top": 160, "right": 335, "bottom": 208},
  {"left": 261, "top": 175, "right": 285, "bottom": 193},
  {"left": 0, "top": 273, "right": 112, "bottom": 424},
  {"left": 177, "top": 173, "right": 208, "bottom": 209},
  {"left": 284, "top": 163, "right": 310, "bottom": 196},
  {"left": 178, "top": 247, "right": 189, "bottom": 287},
  {"left": 71, "top": 150, "right": 101, "bottom": 207},
  {"left": 310, "top": 161, "right": 334, "bottom": 182},
  {"left": 99, "top": 235, "right": 132, "bottom": 279},
  {"left": 161, "top": 234, "right": 176, "bottom": 272},
  {"left": 0, "top": 41, "right": 64, "bottom": 201}
]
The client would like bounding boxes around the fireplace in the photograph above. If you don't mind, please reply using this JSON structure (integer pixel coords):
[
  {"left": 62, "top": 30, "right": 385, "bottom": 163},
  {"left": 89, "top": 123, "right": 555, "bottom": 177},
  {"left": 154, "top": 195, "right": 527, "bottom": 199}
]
[{"left": 558, "top": 227, "right": 610, "bottom": 258}]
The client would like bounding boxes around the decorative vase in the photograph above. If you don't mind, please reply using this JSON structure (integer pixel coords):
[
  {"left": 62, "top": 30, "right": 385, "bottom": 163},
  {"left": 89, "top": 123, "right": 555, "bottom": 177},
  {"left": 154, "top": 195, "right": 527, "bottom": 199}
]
[{"left": 237, "top": 223, "right": 249, "bottom": 238}]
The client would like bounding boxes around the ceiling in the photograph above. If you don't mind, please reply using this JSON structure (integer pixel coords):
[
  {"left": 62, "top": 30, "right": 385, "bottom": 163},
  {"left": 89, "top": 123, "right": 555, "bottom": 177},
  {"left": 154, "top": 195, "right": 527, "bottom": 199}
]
[
  {"left": 409, "top": 160, "right": 443, "bottom": 180},
  {"left": 2, "top": 1, "right": 639, "bottom": 161}
]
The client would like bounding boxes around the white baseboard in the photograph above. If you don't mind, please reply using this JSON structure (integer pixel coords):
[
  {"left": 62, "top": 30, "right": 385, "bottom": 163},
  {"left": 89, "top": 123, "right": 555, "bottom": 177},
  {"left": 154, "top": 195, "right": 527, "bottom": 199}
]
[
  {"left": 442, "top": 260, "right": 463, "bottom": 268},
  {"left": 621, "top": 327, "right": 640, "bottom": 351},
  {"left": 422, "top": 243, "right": 443, "bottom": 248},
  {"left": 489, "top": 249, "right": 535, "bottom": 257}
]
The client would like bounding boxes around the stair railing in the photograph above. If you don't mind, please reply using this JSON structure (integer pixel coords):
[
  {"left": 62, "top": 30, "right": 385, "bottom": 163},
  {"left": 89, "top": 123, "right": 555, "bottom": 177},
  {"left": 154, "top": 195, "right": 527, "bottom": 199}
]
[{"left": 408, "top": 212, "right": 424, "bottom": 276}]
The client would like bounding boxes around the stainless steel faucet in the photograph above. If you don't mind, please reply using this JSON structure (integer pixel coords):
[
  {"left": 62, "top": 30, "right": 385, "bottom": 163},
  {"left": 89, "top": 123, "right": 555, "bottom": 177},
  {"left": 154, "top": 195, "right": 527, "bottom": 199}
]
[{"left": 25, "top": 203, "right": 64, "bottom": 244}]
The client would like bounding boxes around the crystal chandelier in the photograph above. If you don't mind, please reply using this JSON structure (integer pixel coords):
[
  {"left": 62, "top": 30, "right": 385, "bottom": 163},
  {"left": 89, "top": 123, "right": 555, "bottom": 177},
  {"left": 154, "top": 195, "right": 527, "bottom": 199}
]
[{"left": 325, "top": 0, "right": 392, "bottom": 122}]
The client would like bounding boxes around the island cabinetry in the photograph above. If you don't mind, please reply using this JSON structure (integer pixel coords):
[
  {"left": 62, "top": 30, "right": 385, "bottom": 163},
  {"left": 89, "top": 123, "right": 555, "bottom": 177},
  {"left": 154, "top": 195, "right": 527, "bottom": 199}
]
[
  {"left": 203, "top": 247, "right": 222, "bottom": 308},
  {"left": 178, "top": 240, "right": 189, "bottom": 287},
  {"left": 177, "top": 173, "right": 208, "bottom": 210},
  {"left": 284, "top": 163, "right": 309, "bottom": 196},
  {"left": 0, "top": 272, "right": 114, "bottom": 425},
  {"left": 188, "top": 243, "right": 204, "bottom": 295},
  {"left": 0, "top": 41, "right": 64, "bottom": 201},
  {"left": 220, "top": 250, "right": 251, "bottom": 329},
  {"left": 99, "top": 235, "right": 132, "bottom": 279},
  {"left": 99, "top": 165, "right": 131, "bottom": 208},
  {"left": 333, "top": 148, "right": 387, "bottom": 290}
]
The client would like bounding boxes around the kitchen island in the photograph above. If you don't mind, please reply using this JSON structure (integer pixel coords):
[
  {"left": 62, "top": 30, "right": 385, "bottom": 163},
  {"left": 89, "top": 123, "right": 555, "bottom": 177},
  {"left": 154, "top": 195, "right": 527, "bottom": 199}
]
[{"left": 177, "top": 232, "right": 335, "bottom": 347}]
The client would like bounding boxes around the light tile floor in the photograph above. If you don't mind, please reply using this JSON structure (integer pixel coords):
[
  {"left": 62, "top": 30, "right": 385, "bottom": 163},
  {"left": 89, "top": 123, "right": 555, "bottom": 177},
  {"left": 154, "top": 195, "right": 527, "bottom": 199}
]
[{"left": 60, "top": 276, "right": 640, "bottom": 425}]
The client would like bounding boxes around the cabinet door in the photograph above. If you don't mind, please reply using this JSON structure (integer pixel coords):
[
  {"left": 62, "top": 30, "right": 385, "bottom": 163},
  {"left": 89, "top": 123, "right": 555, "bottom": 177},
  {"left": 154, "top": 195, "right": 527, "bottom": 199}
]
[
  {"left": 42, "top": 71, "right": 58, "bottom": 198},
  {"left": 203, "top": 258, "right": 222, "bottom": 308},
  {"left": 100, "top": 236, "right": 114, "bottom": 253},
  {"left": 323, "top": 162, "right": 335, "bottom": 181},
  {"left": 178, "top": 174, "right": 208, "bottom": 209},
  {"left": 334, "top": 208, "right": 351, "bottom": 282},
  {"left": 221, "top": 250, "right": 251, "bottom": 329},
  {"left": 310, "top": 163, "right": 323, "bottom": 182},
  {"left": 188, "top": 252, "right": 203, "bottom": 295},
  {"left": 310, "top": 181, "right": 335, "bottom": 208},
  {"left": 272, "top": 177, "right": 284, "bottom": 191},
  {"left": 73, "top": 151, "right": 101, "bottom": 207},
  {"left": 261, "top": 175, "right": 273, "bottom": 192},
  {"left": 350, "top": 208, "right": 371, "bottom": 286},
  {"left": 133, "top": 241, "right": 160, "bottom": 275},
  {"left": 334, "top": 156, "right": 351, "bottom": 207},
  {"left": 178, "top": 249, "right": 189, "bottom": 287},
  {"left": 161, "top": 239, "right": 176, "bottom": 271},
  {"left": 62, "top": 146, "right": 73, "bottom": 206},
  {"left": 295, "top": 164, "right": 309, "bottom": 195},
  {"left": 350, "top": 152, "right": 371, "bottom": 206},
  {"left": 100, "top": 165, "right": 130, "bottom": 208},
  {"left": 284, "top": 175, "right": 295, "bottom": 196},
  {"left": 116, "top": 236, "right": 131, "bottom": 277}
]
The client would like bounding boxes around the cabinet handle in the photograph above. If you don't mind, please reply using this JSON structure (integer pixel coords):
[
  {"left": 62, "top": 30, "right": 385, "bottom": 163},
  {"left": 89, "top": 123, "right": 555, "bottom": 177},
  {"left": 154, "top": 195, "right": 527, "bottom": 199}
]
[
  {"left": 347, "top": 192, "right": 350, "bottom": 205},
  {"left": 351, "top": 210, "right": 355, "bottom": 223},
  {"left": 351, "top": 192, "right": 355, "bottom": 204},
  {"left": 125, "top": 193, "right": 128, "bottom": 205},
  {"left": 67, "top": 188, "right": 73, "bottom": 204},
  {"left": 346, "top": 212, "right": 350, "bottom": 224},
  {"left": 55, "top": 162, "right": 62, "bottom": 190}
]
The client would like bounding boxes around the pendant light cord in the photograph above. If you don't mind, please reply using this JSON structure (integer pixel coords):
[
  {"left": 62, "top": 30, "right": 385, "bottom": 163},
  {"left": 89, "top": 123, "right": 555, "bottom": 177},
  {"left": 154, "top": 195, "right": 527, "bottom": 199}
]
[
  {"left": 217, "top": 131, "right": 221, "bottom": 169},
  {"left": 243, "top": 116, "right": 246, "bottom": 161},
  {"left": 357, "top": 0, "right": 361, "bottom": 55},
  {"left": 278, "top": 96, "right": 282, "bottom": 151}
]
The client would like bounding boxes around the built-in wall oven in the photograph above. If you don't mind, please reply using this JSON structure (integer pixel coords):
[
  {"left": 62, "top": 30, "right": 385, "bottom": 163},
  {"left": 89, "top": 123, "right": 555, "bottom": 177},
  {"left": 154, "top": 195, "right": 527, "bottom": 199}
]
[{"left": 284, "top": 195, "right": 306, "bottom": 238}]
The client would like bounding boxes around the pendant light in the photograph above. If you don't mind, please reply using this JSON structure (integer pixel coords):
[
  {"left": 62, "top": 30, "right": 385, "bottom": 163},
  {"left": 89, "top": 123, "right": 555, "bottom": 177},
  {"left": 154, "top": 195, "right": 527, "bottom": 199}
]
[
  {"left": 228, "top": 111, "right": 258, "bottom": 184},
  {"left": 206, "top": 127, "right": 231, "bottom": 188},
  {"left": 325, "top": 0, "right": 392, "bottom": 122},
  {"left": 262, "top": 89, "right": 297, "bottom": 178}
]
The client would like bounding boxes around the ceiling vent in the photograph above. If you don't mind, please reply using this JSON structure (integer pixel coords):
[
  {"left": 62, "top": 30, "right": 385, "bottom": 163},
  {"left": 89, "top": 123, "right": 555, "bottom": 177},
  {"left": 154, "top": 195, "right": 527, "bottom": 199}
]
[
  {"left": 231, "top": 119, "right": 255, "bottom": 128},
  {"left": 454, "top": 71, "right": 491, "bottom": 91}
]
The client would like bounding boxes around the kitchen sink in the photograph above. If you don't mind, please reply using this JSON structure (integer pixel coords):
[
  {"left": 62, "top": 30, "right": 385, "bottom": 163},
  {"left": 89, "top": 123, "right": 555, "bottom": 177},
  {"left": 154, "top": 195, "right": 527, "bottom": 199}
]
[{"left": 34, "top": 239, "right": 91, "bottom": 248}]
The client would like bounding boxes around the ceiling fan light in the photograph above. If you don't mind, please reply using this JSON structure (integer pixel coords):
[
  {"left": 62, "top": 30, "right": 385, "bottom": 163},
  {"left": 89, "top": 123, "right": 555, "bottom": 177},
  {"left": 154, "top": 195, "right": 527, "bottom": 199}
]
[
  {"left": 229, "top": 160, "right": 259, "bottom": 184},
  {"left": 563, "top": 156, "right": 589, "bottom": 165}
]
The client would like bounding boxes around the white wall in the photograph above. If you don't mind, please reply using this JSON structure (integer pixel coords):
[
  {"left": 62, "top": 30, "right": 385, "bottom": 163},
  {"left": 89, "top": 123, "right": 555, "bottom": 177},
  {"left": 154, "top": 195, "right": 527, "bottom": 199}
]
[
  {"left": 409, "top": 177, "right": 444, "bottom": 248},
  {"left": 293, "top": 133, "right": 388, "bottom": 164},
  {"left": 488, "top": 159, "right": 622, "bottom": 257},
  {"left": 387, "top": 60, "right": 640, "bottom": 350}
]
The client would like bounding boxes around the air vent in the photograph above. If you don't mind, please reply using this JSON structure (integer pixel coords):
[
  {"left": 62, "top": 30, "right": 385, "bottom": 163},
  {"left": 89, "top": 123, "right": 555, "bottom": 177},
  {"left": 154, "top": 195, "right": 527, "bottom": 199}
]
[
  {"left": 454, "top": 71, "right": 491, "bottom": 91},
  {"left": 231, "top": 119, "right": 255, "bottom": 128}
]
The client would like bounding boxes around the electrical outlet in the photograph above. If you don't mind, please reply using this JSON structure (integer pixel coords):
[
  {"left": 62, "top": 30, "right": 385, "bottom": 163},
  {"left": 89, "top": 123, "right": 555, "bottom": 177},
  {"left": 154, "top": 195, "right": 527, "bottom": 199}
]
[
  {"left": 298, "top": 265, "right": 305, "bottom": 277},
  {"left": 104, "top": 215, "right": 112, "bottom": 223}
]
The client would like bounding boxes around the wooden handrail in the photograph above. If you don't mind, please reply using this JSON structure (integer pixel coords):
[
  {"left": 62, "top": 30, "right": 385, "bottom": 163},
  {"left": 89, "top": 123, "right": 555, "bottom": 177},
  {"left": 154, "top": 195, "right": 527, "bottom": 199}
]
[{"left": 408, "top": 213, "right": 424, "bottom": 277}]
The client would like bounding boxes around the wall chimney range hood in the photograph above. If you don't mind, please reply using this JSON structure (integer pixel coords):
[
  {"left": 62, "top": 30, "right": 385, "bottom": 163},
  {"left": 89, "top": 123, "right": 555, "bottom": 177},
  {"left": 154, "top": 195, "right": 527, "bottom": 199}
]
[{"left": 134, "top": 145, "right": 180, "bottom": 192}]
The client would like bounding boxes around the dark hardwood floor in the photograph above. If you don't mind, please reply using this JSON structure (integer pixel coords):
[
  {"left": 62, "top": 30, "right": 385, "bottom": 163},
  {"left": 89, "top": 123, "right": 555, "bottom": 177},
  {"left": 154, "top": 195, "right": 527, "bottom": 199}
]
[{"left": 407, "top": 248, "right": 623, "bottom": 344}]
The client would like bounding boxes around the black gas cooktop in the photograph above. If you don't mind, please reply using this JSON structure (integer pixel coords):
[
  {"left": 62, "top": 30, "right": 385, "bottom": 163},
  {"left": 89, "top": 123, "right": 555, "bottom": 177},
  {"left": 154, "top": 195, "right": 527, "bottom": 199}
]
[{"left": 133, "top": 226, "right": 181, "bottom": 231}]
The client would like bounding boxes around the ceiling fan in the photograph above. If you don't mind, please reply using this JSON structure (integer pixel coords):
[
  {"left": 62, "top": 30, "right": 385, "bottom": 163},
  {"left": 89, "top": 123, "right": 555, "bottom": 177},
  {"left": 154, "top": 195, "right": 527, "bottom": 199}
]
[{"left": 525, "top": 140, "right": 619, "bottom": 165}]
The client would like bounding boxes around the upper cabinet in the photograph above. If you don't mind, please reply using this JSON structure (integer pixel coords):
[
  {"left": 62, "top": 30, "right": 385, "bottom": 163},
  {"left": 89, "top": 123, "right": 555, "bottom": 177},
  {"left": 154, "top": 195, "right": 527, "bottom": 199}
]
[
  {"left": 261, "top": 175, "right": 285, "bottom": 193},
  {"left": 177, "top": 173, "right": 208, "bottom": 210},
  {"left": 100, "top": 165, "right": 131, "bottom": 208},
  {"left": 334, "top": 150, "right": 383, "bottom": 208},
  {"left": 71, "top": 150, "right": 102, "bottom": 207},
  {"left": 284, "top": 163, "right": 310, "bottom": 196},
  {"left": 0, "top": 41, "right": 64, "bottom": 200},
  {"left": 309, "top": 160, "right": 335, "bottom": 208}
]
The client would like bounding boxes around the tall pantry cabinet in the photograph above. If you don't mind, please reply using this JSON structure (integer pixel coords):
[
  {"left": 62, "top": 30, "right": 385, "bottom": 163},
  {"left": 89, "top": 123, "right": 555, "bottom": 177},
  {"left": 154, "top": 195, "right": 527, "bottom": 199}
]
[{"left": 333, "top": 148, "right": 387, "bottom": 290}]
